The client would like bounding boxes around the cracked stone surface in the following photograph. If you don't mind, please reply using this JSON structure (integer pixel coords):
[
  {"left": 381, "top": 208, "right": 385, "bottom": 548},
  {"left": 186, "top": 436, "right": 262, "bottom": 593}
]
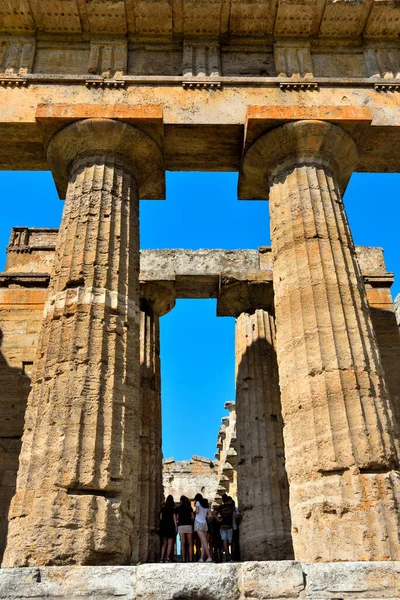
[
  {"left": 242, "top": 120, "right": 400, "bottom": 561},
  {"left": 235, "top": 310, "right": 293, "bottom": 561},
  {"left": 0, "top": 562, "right": 399, "bottom": 599}
]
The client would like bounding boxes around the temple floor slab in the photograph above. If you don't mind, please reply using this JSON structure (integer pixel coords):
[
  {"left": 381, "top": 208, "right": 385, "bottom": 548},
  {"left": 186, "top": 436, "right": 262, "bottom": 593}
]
[{"left": 0, "top": 562, "right": 399, "bottom": 599}]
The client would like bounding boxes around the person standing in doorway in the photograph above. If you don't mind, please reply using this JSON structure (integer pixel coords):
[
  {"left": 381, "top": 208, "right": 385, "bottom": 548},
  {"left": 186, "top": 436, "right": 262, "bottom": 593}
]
[
  {"left": 216, "top": 493, "right": 234, "bottom": 561},
  {"left": 176, "top": 495, "right": 194, "bottom": 562},
  {"left": 194, "top": 493, "right": 213, "bottom": 562},
  {"left": 159, "top": 495, "right": 177, "bottom": 562}
]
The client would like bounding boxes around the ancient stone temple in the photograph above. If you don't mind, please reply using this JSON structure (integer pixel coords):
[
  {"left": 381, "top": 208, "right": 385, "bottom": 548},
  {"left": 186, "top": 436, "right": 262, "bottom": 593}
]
[{"left": 0, "top": 0, "right": 399, "bottom": 597}]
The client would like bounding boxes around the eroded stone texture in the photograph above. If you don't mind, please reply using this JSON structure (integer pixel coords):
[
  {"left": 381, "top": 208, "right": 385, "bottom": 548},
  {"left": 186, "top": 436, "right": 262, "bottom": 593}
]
[
  {"left": 0, "top": 562, "right": 399, "bottom": 599},
  {"left": 136, "top": 284, "right": 175, "bottom": 563},
  {"left": 0, "top": 286, "right": 47, "bottom": 563},
  {"left": 214, "top": 403, "right": 238, "bottom": 505},
  {"left": 367, "top": 286, "right": 400, "bottom": 435},
  {"left": 235, "top": 310, "right": 293, "bottom": 561},
  {"left": 2, "top": 118, "right": 165, "bottom": 567},
  {"left": 241, "top": 120, "right": 400, "bottom": 561},
  {"left": 136, "top": 307, "right": 162, "bottom": 563}
]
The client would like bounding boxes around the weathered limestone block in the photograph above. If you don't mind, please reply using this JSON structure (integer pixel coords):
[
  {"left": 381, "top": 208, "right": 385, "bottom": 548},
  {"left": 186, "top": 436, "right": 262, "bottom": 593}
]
[
  {"left": 0, "top": 37, "right": 36, "bottom": 75},
  {"left": 0, "top": 286, "right": 46, "bottom": 563},
  {"left": 364, "top": 45, "right": 400, "bottom": 79},
  {"left": 366, "top": 285, "right": 400, "bottom": 436},
  {"left": 135, "top": 282, "right": 175, "bottom": 563},
  {"left": 240, "top": 561, "right": 305, "bottom": 599},
  {"left": 2, "top": 118, "right": 164, "bottom": 567},
  {"left": 241, "top": 119, "right": 400, "bottom": 561},
  {"left": 134, "top": 563, "right": 239, "bottom": 600},
  {"left": 214, "top": 402, "right": 238, "bottom": 505},
  {"left": 235, "top": 310, "right": 293, "bottom": 561},
  {"left": 88, "top": 40, "right": 127, "bottom": 77},
  {"left": 182, "top": 39, "right": 221, "bottom": 78},
  {"left": 274, "top": 40, "right": 313, "bottom": 78},
  {"left": 5, "top": 227, "right": 59, "bottom": 274},
  {"left": 0, "top": 562, "right": 399, "bottom": 599}
]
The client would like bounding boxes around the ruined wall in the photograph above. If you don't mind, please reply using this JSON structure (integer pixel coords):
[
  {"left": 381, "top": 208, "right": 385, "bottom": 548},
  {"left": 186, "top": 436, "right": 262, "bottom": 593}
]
[
  {"left": 356, "top": 247, "right": 400, "bottom": 430},
  {"left": 214, "top": 402, "right": 237, "bottom": 506},
  {"left": 162, "top": 456, "right": 219, "bottom": 505},
  {"left": 0, "top": 228, "right": 57, "bottom": 562}
]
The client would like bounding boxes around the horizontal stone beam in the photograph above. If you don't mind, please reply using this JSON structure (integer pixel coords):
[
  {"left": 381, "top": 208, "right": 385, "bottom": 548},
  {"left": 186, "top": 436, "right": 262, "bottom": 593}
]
[
  {"left": 1, "top": 229, "right": 393, "bottom": 301},
  {"left": 0, "top": 89, "right": 400, "bottom": 173}
]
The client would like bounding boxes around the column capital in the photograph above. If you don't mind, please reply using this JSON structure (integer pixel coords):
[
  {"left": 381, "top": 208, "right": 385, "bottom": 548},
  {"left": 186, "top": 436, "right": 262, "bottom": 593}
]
[
  {"left": 46, "top": 118, "right": 165, "bottom": 200},
  {"left": 239, "top": 120, "right": 358, "bottom": 200},
  {"left": 140, "top": 280, "right": 176, "bottom": 317},
  {"left": 217, "top": 272, "right": 273, "bottom": 317}
]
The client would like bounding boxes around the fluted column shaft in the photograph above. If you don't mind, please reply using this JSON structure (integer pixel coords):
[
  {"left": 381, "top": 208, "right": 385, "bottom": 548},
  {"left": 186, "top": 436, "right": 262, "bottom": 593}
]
[
  {"left": 3, "top": 152, "right": 140, "bottom": 567},
  {"left": 3, "top": 118, "right": 165, "bottom": 567},
  {"left": 236, "top": 309, "right": 293, "bottom": 560},
  {"left": 254, "top": 121, "right": 400, "bottom": 561},
  {"left": 136, "top": 305, "right": 162, "bottom": 563}
]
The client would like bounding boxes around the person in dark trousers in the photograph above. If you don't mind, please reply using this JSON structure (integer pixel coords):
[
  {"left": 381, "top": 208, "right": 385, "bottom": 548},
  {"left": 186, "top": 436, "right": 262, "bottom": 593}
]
[
  {"left": 216, "top": 493, "right": 234, "bottom": 561},
  {"left": 159, "top": 495, "right": 177, "bottom": 562},
  {"left": 210, "top": 507, "right": 222, "bottom": 562},
  {"left": 230, "top": 496, "right": 241, "bottom": 561},
  {"left": 176, "top": 495, "right": 194, "bottom": 562}
]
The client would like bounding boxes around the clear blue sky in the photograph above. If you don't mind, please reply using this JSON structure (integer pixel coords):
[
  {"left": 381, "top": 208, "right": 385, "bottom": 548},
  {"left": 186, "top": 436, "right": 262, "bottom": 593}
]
[{"left": 1, "top": 171, "right": 399, "bottom": 461}]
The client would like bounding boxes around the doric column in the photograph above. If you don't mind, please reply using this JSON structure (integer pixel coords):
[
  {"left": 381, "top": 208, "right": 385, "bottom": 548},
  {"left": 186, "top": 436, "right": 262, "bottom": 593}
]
[
  {"left": 218, "top": 279, "right": 293, "bottom": 561},
  {"left": 135, "top": 281, "right": 175, "bottom": 563},
  {"left": 240, "top": 120, "right": 400, "bottom": 561},
  {"left": 235, "top": 310, "right": 293, "bottom": 560},
  {"left": 3, "top": 118, "right": 164, "bottom": 567}
]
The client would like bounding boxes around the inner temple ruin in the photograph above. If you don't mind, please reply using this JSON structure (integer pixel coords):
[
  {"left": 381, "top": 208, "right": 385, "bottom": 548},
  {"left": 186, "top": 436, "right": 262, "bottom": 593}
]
[{"left": 0, "top": 0, "right": 399, "bottom": 597}]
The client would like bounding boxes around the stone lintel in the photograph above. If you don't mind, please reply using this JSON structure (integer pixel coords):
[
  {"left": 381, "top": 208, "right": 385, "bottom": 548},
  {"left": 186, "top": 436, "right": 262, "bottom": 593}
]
[
  {"left": 0, "top": 238, "right": 393, "bottom": 300},
  {"left": 239, "top": 106, "right": 372, "bottom": 200},
  {"left": 0, "top": 273, "right": 50, "bottom": 288},
  {"left": 1, "top": 87, "right": 400, "bottom": 173},
  {"left": 364, "top": 273, "right": 394, "bottom": 288}
]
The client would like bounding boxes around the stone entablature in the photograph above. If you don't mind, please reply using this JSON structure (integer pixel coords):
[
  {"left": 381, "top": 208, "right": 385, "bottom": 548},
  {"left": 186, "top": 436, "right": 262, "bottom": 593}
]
[
  {"left": 0, "top": 1, "right": 399, "bottom": 85},
  {"left": 162, "top": 456, "right": 219, "bottom": 505},
  {"left": 1, "top": 36, "right": 399, "bottom": 82},
  {"left": 0, "top": 0, "right": 398, "bottom": 40}
]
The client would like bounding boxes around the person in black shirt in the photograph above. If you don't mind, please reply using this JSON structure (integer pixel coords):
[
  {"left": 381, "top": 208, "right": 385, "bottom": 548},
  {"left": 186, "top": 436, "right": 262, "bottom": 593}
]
[
  {"left": 159, "top": 495, "right": 177, "bottom": 562},
  {"left": 216, "top": 494, "right": 234, "bottom": 561},
  {"left": 176, "top": 495, "right": 194, "bottom": 562}
]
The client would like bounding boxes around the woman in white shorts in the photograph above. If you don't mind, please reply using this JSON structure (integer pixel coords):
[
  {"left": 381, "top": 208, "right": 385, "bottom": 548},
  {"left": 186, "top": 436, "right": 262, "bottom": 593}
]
[{"left": 194, "top": 493, "right": 213, "bottom": 562}]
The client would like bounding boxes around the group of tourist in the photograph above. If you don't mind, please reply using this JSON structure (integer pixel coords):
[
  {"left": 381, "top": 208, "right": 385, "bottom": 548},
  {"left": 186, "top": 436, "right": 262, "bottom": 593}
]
[{"left": 159, "top": 493, "right": 241, "bottom": 563}]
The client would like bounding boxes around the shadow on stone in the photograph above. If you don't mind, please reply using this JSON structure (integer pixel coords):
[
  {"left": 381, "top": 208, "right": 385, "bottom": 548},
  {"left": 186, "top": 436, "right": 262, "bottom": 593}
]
[{"left": 0, "top": 328, "right": 32, "bottom": 564}]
